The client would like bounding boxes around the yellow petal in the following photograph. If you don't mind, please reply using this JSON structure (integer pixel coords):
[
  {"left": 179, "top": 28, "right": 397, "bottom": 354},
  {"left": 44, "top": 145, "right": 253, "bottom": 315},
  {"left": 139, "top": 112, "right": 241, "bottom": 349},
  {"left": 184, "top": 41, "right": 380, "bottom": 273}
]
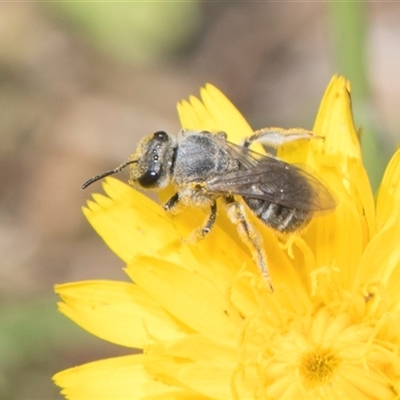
[
  {"left": 178, "top": 84, "right": 253, "bottom": 143},
  {"left": 140, "top": 393, "right": 206, "bottom": 400},
  {"left": 356, "top": 207, "right": 400, "bottom": 305},
  {"left": 376, "top": 148, "right": 400, "bottom": 231},
  {"left": 346, "top": 158, "right": 376, "bottom": 240},
  {"left": 312, "top": 75, "right": 361, "bottom": 161},
  {"left": 177, "top": 96, "right": 214, "bottom": 130},
  {"left": 55, "top": 281, "right": 191, "bottom": 348},
  {"left": 125, "top": 256, "right": 238, "bottom": 343},
  {"left": 339, "top": 365, "right": 396, "bottom": 400},
  {"left": 146, "top": 337, "right": 241, "bottom": 398},
  {"left": 147, "top": 356, "right": 253, "bottom": 400},
  {"left": 305, "top": 192, "right": 364, "bottom": 291},
  {"left": 200, "top": 84, "right": 253, "bottom": 141},
  {"left": 53, "top": 354, "right": 180, "bottom": 400},
  {"left": 297, "top": 76, "right": 376, "bottom": 290},
  {"left": 176, "top": 217, "right": 250, "bottom": 292},
  {"left": 83, "top": 177, "right": 194, "bottom": 265},
  {"left": 312, "top": 75, "right": 375, "bottom": 239},
  {"left": 149, "top": 333, "right": 237, "bottom": 362}
]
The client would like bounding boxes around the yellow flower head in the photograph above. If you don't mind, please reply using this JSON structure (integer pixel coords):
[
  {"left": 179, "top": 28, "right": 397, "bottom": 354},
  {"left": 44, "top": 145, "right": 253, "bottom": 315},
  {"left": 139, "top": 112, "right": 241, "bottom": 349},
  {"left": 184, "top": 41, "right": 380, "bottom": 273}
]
[{"left": 54, "top": 76, "right": 400, "bottom": 399}]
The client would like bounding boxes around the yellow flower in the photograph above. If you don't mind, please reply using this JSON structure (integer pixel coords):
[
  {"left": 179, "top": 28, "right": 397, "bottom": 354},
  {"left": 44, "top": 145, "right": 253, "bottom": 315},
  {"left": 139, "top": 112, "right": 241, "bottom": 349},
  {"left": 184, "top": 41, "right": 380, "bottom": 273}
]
[{"left": 54, "top": 76, "right": 400, "bottom": 399}]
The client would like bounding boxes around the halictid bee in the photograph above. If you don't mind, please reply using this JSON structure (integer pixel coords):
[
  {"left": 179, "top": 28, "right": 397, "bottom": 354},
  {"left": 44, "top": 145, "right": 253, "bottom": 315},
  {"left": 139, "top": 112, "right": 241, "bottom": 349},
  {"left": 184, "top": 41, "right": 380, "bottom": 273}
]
[{"left": 82, "top": 128, "right": 336, "bottom": 291}]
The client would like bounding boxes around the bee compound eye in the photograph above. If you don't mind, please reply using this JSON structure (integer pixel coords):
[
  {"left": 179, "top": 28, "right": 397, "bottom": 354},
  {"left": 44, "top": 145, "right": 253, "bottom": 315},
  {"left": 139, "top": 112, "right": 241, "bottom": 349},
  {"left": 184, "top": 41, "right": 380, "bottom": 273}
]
[
  {"left": 153, "top": 131, "right": 168, "bottom": 141},
  {"left": 137, "top": 170, "right": 160, "bottom": 188}
]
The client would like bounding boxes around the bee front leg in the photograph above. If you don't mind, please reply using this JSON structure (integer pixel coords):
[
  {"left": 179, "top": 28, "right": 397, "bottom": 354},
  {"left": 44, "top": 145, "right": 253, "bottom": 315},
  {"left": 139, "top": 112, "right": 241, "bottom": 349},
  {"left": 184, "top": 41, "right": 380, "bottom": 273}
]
[
  {"left": 224, "top": 195, "right": 274, "bottom": 292},
  {"left": 164, "top": 193, "right": 180, "bottom": 212}
]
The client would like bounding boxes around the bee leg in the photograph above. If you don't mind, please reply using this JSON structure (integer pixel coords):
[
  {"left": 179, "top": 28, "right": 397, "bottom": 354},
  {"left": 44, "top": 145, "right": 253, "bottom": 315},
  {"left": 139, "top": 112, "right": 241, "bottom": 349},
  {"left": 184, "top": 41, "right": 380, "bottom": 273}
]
[
  {"left": 163, "top": 193, "right": 180, "bottom": 212},
  {"left": 164, "top": 194, "right": 217, "bottom": 240},
  {"left": 224, "top": 195, "right": 274, "bottom": 292},
  {"left": 243, "top": 127, "right": 317, "bottom": 151},
  {"left": 197, "top": 201, "right": 217, "bottom": 239}
]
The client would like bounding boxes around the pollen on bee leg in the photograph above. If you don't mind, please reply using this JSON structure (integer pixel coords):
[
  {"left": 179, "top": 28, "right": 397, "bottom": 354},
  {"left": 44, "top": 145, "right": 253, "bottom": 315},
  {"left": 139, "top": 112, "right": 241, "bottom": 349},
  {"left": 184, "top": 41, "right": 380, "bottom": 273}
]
[
  {"left": 184, "top": 226, "right": 210, "bottom": 244},
  {"left": 184, "top": 200, "right": 217, "bottom": 244},
  {"left": 243, "top": 127, "right": 318, "bottom": 149},
  {"left": 226, "top": 200, "right": 274, "bottom": 292}
]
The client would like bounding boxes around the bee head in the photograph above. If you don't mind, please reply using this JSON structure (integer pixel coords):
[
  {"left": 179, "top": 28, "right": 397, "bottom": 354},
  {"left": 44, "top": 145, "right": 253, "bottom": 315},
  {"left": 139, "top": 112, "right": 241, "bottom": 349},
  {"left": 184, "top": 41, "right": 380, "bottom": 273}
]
[
  {"left": 129, "top": 131, "right": 176, "bottom": 190},
  {"left": 81, "top": 131, "right": 176, "bottom": 190}
]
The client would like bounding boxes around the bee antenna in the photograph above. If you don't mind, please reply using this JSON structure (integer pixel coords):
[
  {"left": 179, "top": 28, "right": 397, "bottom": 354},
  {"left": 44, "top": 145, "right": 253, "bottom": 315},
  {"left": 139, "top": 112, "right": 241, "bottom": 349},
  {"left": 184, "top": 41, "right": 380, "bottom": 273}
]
[{"left": 81, "top": 159, "right": 138, "bottom": 189}]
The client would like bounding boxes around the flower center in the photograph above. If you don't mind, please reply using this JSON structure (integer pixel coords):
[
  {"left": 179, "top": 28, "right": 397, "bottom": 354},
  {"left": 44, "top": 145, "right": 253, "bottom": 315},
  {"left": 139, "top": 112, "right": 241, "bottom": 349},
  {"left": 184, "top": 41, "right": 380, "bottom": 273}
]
[{"left": 299, "top": 347, "right": 340, "bottom": 388}]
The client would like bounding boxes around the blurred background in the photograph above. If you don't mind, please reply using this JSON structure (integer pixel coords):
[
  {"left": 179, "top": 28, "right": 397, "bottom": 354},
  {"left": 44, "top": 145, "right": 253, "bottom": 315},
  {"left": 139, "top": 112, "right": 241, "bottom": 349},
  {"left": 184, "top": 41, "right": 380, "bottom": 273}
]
[{"left": 0, "top": 2, "right": 399, "bottom": 399}]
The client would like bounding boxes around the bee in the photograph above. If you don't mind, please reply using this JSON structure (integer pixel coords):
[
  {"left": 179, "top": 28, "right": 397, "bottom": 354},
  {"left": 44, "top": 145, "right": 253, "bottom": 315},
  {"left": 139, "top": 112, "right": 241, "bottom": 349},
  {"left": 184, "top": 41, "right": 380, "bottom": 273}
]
[{"left": 82, "top": 128, "right": 336, "bottom": 291}]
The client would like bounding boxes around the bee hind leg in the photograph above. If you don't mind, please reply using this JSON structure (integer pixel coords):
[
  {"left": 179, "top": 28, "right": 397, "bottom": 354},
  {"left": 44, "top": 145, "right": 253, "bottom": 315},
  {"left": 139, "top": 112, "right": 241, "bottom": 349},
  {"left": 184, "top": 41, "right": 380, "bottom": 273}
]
[
  {"left": 224, "top": 195, "right": 274, "bottom": 293},
  {"left": 243, "top": 127, "right": 317, "bottom": 153}
]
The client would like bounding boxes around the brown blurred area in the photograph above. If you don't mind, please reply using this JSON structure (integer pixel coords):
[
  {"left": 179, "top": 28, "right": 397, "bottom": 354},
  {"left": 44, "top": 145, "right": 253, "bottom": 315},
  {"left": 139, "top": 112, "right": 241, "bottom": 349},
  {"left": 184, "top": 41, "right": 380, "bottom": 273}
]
[{"left": 0, "top": 2, "right": 399, "bottom": 399}]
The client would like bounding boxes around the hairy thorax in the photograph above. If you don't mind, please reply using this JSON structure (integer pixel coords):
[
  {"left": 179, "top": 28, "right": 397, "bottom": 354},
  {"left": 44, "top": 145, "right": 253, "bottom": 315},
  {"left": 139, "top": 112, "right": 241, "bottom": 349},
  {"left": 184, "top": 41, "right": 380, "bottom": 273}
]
[{"left": 172, "top": 131, "right": 238, "bottom": 205}]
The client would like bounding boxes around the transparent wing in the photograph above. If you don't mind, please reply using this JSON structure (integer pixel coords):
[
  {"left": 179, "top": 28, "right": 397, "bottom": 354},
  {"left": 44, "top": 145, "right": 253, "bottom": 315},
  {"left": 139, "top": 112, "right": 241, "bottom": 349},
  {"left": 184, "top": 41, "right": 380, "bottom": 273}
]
[{"left": 207, "top": 146, "right": 336, "bottom": 212}]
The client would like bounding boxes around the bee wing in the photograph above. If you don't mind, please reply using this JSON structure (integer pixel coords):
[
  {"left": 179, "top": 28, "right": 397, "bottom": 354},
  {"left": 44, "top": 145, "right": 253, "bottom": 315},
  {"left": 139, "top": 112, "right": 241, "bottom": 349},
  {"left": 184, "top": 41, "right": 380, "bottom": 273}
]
[
  {"left": 207, "top": 155, "right": 336, "bottom": 212},
  {"left": 224, "top": 141, "right": 259, "bottom": 169}
]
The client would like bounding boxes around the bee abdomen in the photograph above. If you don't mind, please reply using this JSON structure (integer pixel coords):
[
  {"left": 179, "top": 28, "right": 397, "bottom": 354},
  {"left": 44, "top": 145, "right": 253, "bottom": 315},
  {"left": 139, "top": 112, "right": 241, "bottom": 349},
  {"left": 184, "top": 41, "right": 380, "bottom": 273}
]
[{"left": 244, "top": 197, "right": 310, "bottom": 233}]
